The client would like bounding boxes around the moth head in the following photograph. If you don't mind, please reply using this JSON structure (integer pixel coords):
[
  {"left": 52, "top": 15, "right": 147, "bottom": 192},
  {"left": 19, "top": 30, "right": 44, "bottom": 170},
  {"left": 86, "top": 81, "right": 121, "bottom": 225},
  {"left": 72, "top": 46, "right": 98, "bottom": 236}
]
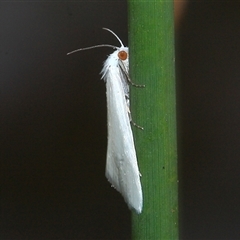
[
  {"left": 116, "top": 47, "right": 129, "bottom": 71},
  {"left": 118, "top": 49, "right": 128, "bottom": 61}
]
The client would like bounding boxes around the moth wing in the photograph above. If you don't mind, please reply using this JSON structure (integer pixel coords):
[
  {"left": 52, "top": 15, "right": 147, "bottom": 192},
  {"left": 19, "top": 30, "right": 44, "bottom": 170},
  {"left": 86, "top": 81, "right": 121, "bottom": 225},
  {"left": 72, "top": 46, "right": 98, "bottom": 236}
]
[{"left": 105, "top": 68, "right": 142, "bottom": 213}]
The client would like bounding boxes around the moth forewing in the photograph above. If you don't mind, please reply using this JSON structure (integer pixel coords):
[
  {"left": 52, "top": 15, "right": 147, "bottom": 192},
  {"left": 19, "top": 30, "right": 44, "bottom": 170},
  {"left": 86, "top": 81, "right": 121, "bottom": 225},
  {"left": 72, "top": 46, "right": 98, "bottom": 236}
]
[{"left": 104, "top": 66, "right": 142, "bottom": 213}]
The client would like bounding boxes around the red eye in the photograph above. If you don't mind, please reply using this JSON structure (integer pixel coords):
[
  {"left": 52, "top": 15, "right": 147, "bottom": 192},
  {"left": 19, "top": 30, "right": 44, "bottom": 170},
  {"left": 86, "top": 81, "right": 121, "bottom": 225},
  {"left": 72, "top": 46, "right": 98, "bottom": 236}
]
[{"left": 118, "top": 50, "right": 128, "bottom": 60}]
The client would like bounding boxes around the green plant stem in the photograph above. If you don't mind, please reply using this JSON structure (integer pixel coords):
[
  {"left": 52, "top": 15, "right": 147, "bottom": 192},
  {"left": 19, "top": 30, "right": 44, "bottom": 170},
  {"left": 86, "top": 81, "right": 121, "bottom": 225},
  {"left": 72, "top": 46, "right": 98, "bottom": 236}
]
[{"left": 128, "top": 1, "right": 178, "bottom": 239}]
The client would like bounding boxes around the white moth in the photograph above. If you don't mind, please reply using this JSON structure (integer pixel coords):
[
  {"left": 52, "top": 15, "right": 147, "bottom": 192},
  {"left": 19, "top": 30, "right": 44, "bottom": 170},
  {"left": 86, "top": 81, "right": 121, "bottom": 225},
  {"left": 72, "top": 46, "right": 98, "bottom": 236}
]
[{"left": 67, "top": 28, "right": 143, "bottom": 214}]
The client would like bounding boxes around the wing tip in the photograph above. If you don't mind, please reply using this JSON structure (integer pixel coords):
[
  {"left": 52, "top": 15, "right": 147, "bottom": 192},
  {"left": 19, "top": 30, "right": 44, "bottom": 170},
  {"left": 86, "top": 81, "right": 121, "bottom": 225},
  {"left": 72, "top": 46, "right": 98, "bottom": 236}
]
[{"left": 106, "top": 170, "right": 143, "bottom": 214}]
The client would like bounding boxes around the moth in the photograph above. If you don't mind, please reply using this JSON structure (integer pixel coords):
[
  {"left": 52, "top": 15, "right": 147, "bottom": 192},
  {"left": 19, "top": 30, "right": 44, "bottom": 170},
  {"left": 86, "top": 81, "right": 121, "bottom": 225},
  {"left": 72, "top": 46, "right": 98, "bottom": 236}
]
[{"left": 67, "top": 28, "right": 143, "bottom": 213}]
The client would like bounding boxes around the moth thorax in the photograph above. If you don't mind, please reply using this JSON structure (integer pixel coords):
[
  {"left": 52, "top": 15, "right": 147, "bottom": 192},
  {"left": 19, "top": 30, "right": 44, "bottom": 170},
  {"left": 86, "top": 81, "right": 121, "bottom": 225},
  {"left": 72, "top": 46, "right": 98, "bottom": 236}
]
[{"left": 118, "top": 50, "right": 128, "bottom": 61}]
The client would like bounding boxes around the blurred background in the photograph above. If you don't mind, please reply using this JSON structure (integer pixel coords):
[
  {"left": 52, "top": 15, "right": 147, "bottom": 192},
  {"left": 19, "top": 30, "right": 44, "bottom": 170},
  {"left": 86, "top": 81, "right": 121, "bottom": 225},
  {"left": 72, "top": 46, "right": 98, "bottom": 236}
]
[{"left": 1, "top": 1, "right": 240, "bottom": 239}]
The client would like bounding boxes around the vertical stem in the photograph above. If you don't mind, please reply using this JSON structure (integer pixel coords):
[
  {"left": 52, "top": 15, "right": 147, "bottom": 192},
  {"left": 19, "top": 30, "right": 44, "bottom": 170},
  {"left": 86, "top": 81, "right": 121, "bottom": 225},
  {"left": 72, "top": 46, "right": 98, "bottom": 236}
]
[{"left": 128, "top": 1, "right": 178, "bottom": 239}]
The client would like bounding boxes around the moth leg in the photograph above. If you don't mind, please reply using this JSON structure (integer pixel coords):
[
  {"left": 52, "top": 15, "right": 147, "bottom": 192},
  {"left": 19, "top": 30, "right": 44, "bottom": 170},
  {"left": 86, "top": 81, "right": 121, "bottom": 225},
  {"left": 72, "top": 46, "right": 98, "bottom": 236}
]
[
  {"left": 125, "top": 96, "right": 144, "bottom": 130},
  {"left": 131, "top": 119, "right": 144, "bottom": 130},
  {"left": 119, "top": 61, "right": 145, "bottom": 88}
]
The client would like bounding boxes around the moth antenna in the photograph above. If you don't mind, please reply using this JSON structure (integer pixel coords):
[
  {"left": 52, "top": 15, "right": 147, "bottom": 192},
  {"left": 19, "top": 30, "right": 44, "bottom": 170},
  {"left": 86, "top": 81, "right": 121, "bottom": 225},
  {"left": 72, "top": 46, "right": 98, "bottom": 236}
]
[
  {"left": 102, "top": 28, "right": 124, "bottom": 48},
  {"left": 67, "top": 44, "right": 118, "bottom": 55},
  {"left": 67, "top": 28, "right": 124, "bottom": 55}
]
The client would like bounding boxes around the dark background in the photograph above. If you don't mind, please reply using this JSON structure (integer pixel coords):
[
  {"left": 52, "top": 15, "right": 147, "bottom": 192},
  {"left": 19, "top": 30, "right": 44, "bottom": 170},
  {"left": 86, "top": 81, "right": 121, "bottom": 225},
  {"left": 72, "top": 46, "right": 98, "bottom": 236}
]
[{"left": 1, "top": 1, "right": 240, "bottom": 239}]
